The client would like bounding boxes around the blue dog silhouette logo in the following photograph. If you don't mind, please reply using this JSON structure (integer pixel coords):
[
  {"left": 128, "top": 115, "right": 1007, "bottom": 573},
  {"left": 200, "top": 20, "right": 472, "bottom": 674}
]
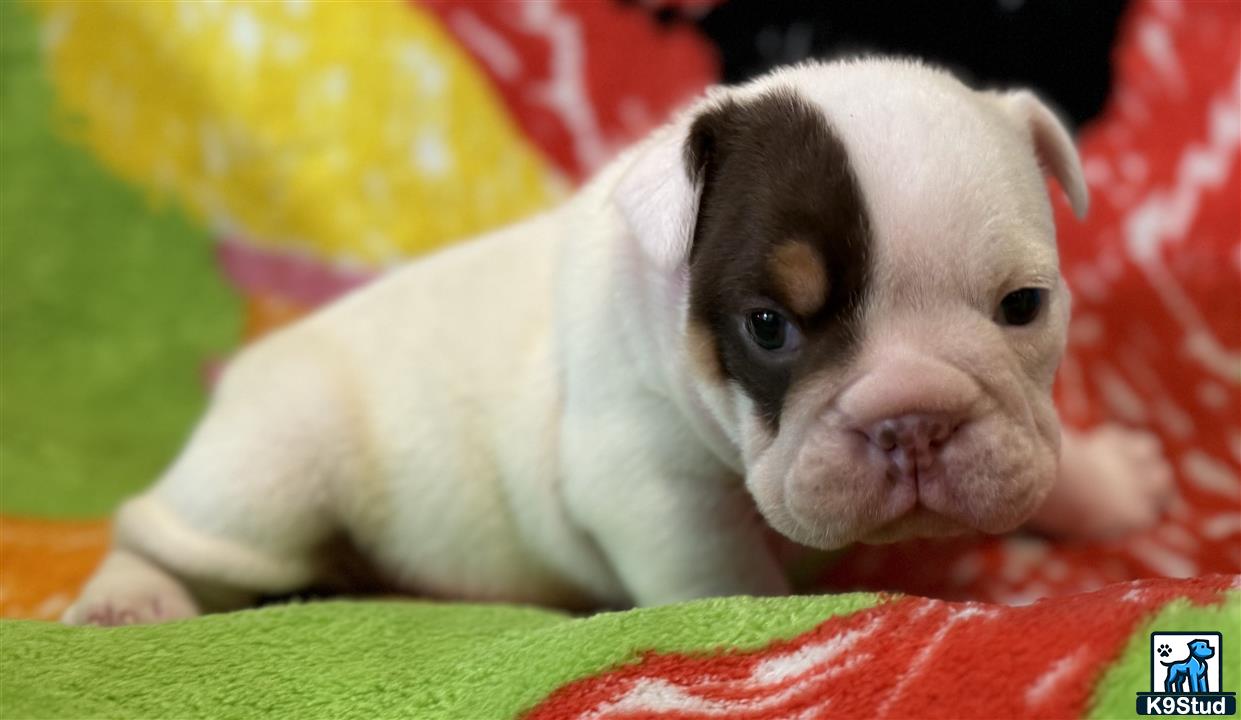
[
  {"left": 1163, "top": 639, "right": 1216, "bottom": 693},
  {"left": 1138, "top": 632, "right": 1236, "bottom": 716}
]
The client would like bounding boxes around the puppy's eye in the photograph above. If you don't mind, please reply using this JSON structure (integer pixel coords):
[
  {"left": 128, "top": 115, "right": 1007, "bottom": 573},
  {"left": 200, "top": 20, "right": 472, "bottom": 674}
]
[
  {"left": 745, "top": 309, "right": 801, "bottom": 352},
  {"left": 997, "top": 288, "right": 1045, "bottom": 326}
]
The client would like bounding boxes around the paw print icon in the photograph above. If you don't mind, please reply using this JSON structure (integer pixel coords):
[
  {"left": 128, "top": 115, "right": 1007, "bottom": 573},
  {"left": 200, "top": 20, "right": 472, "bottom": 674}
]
[{"left": 1157, "top": 644, "right": 1173, "bottom": 658}]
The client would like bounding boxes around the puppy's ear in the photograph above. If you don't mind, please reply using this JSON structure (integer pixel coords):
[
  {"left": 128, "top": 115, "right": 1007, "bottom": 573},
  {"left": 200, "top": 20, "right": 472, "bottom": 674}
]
[
  {"left": 613, "top": 100, "right": 726, "bottom": 271},
  {"left": 994, "top": 90, "right": 1090, "bottom": 219}
]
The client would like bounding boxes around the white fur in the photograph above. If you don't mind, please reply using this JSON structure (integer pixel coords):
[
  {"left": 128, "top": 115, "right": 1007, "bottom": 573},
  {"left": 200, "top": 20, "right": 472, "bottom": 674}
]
[{"left": 66, "top": 58, "right": 1169, "bottom": 624}]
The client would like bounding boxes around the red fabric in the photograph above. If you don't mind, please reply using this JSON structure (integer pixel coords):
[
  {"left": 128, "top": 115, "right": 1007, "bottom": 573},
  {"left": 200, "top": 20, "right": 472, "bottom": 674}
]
[
  {"left": 417, "top": 0, "right": 719, "bottom": 180},
  {"left": 821, "top": 0, "right": 1241, "bottom": 603},
  {"left": 524, "top": 575, "right": 1236, "bottom": 720}
]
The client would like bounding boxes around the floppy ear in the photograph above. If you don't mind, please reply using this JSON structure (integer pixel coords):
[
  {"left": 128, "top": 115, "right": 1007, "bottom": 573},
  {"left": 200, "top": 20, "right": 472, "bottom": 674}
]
[
  {"left": 995, "top": 90, "right": 1090, "bottom": 219},
  {"left": 612, "top": 102, "right": 720, "bottom": 271}
]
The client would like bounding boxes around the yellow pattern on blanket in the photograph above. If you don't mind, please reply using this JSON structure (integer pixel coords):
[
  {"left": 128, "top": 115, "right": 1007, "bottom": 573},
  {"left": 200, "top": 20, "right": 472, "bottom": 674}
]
[{"left": 32, "top": 0, "right": 565, "bottom": 266}]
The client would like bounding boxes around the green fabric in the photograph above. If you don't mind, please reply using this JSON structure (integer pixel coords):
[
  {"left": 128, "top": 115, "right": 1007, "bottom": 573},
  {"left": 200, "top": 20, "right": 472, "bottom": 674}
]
[
  {"left": 1088, "top": 591, "right": 1241, "bottom": 719},
  {"left": 3, "top": 591, "right": 1234, "bottom": 720},
  {"left": 4, "top": 590, "right": 1233, "bottom": 719},
  {"left": 0, "top": 1, "right": 240, "bottom": 517},
  {"left": 0, "top": 593, "right": 879, "bottom": 719}
]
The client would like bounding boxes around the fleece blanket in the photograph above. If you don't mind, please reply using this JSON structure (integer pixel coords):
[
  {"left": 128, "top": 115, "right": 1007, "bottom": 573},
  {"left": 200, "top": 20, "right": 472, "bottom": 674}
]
[
  {"left": 0, "top": 1, "right": 1238, "bottom": 718},
  {"left": 3, "top": 576, "right": 1238, "bottom": 719}
]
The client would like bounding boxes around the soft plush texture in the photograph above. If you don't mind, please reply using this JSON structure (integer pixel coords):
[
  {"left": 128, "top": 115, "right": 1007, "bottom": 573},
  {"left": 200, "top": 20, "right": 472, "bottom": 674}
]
[{"left": 2, "top": 576, "right": 1237, "bottom": 719}]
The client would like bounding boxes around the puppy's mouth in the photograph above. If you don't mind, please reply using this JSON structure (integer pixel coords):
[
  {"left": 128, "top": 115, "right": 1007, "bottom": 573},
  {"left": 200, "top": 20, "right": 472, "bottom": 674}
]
[
  {"left": 767, "top": 416, "right": 1054, "bottom": 550},
  {"left": 782, "top": 485, "right": 973, "bottom": 549}
]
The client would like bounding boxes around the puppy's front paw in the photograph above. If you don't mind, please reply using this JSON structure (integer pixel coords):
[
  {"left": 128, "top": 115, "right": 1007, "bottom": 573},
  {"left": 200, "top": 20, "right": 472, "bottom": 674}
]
[
  {"left": 62, "top": 550, "right": 200, "bottom": 626},
  {"left": 1078, "top": 426, "right": 1175, "bottom": 536},
  {"left": 1033, "top": 425, "right": 1175, "bottom": 539}
]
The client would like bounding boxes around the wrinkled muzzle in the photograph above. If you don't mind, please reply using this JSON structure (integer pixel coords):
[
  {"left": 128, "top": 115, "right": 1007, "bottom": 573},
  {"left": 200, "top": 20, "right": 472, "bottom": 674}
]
[{"left": 745, "top": 348, "right": 1060, "bottom": 550}]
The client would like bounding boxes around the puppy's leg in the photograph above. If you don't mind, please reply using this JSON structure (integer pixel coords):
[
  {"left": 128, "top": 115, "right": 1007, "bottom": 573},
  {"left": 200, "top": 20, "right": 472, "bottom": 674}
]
[
  {"left": 65, "top": 332, "right": 363, "bottom": 625},
  {"left": 1029, "top": 424, "right": 1174, "bottom": 539}
]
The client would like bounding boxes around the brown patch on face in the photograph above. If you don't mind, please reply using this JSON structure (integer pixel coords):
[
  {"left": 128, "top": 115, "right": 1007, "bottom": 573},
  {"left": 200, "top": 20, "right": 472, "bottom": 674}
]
[
  {"left": 768, "top": 240, "right": 828, "bottom": 317},
  {"left": 683, "top": 89, "right": 873, "bottom": 429}
]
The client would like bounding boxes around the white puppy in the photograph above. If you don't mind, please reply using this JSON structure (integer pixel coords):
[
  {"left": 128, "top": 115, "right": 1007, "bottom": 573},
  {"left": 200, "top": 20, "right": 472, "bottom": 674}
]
[{"left": 66, "top": 58, "right": 1172, "bottom": 625}]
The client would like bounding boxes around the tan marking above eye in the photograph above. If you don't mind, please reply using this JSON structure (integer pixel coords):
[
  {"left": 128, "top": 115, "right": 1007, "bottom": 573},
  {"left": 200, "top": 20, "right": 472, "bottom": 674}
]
[
  {"left": 685, "top": 318, "right": 724, "bottom": 383},
  {"left": 768, "top": 241, "right": 829, "bottom": 316}
]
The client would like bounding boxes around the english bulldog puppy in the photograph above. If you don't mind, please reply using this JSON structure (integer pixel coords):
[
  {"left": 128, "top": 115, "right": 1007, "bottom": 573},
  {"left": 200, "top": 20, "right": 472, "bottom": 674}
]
[{"left": 65, "top": 57, "right": 1173, "bottom": 625}]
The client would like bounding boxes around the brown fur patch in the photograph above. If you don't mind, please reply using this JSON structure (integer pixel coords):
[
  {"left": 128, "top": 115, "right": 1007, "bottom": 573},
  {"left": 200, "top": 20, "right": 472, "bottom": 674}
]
[
  {"left": 684, "top": 89, "right": 873, "bottom": 428},
  {"left": 768, "top": 241, "right": 828, "bottom": 317}
]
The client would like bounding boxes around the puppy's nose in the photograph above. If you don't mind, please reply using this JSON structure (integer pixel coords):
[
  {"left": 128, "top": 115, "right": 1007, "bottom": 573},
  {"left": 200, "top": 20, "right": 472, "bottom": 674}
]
[{"left": 861, "top": 414, "right": 960, "bottom": 457}]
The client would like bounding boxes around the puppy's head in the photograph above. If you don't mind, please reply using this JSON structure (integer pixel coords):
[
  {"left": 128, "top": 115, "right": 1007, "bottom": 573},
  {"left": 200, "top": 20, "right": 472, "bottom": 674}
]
[{"left": 615, "top": 58, "right": 1087, "bottom": 550}]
